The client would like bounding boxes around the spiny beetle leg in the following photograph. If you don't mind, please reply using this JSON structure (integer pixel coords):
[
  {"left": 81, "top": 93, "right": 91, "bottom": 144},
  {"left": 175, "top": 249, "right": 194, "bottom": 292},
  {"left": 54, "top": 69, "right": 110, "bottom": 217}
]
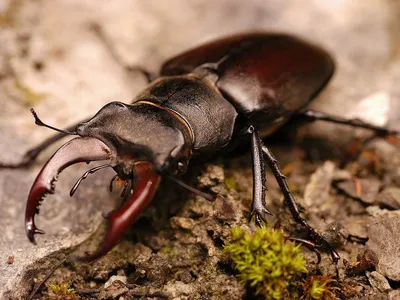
[
  {"left": 287, "top": 237, "right": 322, "bottom": 264},
  {"left": 260, "top": 142, "right": 340, "bottom": 269},
  {"left": 298, "top": 110, "right": 400, "bottom": 136},
  {"left": 248, "top": 126, "right": 272, "bottom": 226},
  {"left": 286, "top": 237, "right": 342, "bottom": 279}
]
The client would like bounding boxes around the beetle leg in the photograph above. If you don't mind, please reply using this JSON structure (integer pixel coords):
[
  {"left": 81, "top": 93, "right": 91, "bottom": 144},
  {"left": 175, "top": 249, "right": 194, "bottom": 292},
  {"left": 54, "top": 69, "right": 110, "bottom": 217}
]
[
  {"left": 248, "top": 126, "right": 272, "bottom": 226},
  {"left": 286, "top": 237, "right": 342, "bottom": 278},
  {"left": 286, "top": 237, "right": 322, "bottom": 264},
  {"left": 260, "top": 143, "right": 340, "bottom": 266},
  {"left": 298, "top": 110, "right": 400, "bottom": 136},
  {"left": 167, "top": 175, "right": 218, "bottom": 202},
  {"left": 70, "top": 164, "right": 111, "bottom": 196},
  {"left": 90, "top": 23, "right": 156, "bottom": 83},
  {"left": 75, "top": 161, "right": 161, "bottom": 261}
]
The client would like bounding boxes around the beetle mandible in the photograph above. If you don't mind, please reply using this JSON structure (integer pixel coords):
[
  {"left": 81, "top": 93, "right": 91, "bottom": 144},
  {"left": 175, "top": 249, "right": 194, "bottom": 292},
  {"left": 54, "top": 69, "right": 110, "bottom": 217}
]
[{"left": 1, "top": 32, "right": 398, "bottom": 262}]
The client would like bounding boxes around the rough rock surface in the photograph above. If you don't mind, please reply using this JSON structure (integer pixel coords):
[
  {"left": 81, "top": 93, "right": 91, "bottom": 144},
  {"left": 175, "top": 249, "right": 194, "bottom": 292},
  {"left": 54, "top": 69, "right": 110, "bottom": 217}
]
[
  {"left": 376, "top": 187, "right": 400, "bottom": 210},
  {"left": 304, "top": 161, "right": 335, "bottom": 209},
  {"left": 366, "top": 217, "right": 400, "bottom": 281},
  {"left": 366, "top": 271, "right": 391, "bottom": 293}
]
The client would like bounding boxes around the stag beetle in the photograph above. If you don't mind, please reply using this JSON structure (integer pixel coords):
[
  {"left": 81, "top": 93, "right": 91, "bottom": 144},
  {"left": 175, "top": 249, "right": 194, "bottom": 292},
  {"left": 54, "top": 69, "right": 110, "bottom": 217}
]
[{"left": 1, "top": 32, "right": 398, "bottom": 263}]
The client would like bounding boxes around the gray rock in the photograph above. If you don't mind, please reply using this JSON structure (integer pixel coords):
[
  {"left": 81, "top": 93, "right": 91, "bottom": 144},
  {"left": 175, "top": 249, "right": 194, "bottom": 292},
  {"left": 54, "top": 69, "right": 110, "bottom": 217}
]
[
  {"left": 335, "top": 178, "right": 381, "bottom": 204},
  {"left": 366, "top": 206, "right": 400, "bottom": 219},
  {"left": 389, "top": 290, "right": 400, "bottom": 300},
  {"left": 343, "top": 216, "right": 373, "bottom": 241},
  {"left": 366, "top": 271, "right": 391, "bottom": 292},
  {"left": 322, "top": 221, "right": 349, "bottom": 247},
  {"left": 304, "top": 161, "right": 335, "bottom": 209},
  {"left": 375, "top": 187, "right": 400, "bottom": 210},
  {"left": 366, "top": 217, "right": 400, "bottom": 281},
  {"left": 100, "top": 280, "right": 129, "bottom": 299},
  {"left": 104, "top": 275, "right": 128, "bottom": 289},
  {"left": 163, "top": 281, "right": 195, "bottom": 298},
  {"left": 364, "top": 139, "right": 400, "bottom": 186}
]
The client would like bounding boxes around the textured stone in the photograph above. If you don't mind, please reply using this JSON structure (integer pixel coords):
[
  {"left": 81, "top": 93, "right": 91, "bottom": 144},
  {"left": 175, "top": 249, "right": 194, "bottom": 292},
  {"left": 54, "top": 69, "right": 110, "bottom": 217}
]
[
  {"left": 366, "top": 217, "right": 400, "bottom": 281},
  {"left": 304, "top": 161, "right": 335, "bottom": 208},
  {"left": 335, "top": 178, "right": 381, "bottom": 204},
  {"left": 170, "top": 216, "right": 196, "bottom": 230},
  {"left": 366, "top": 271, "right": 391, "bottom": 292},
  {"left": 375, "top": 187, "right": 400, "bottom": 210},
  {"left": 104, "top": 275, "right": 128, "bottom": 289}
]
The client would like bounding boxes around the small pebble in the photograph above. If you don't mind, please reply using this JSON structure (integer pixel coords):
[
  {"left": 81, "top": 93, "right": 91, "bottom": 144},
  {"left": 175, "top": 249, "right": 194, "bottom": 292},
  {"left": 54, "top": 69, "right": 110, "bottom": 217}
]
[
  {"left": 170, "top": 217, "right": 195, "bottom": 230},
  {"left": 6, "top": 256, "right": 14, "bottom": 264},
  {"left": 104, "top": 275, "right": 127, "bottom": 289}
]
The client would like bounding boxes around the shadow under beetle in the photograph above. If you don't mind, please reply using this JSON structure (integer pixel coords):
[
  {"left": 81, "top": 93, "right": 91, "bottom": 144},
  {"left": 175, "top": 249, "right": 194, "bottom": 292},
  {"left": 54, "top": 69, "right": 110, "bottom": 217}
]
[{"left": 1, "top": 32, "right": 399, "bottom": 263}]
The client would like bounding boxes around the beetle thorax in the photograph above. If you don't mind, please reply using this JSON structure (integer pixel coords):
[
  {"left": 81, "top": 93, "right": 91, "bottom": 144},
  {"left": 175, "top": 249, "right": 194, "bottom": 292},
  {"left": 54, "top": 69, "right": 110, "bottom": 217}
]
[{"left": 75, "top": 102, "right": 193, "bottom": 174}]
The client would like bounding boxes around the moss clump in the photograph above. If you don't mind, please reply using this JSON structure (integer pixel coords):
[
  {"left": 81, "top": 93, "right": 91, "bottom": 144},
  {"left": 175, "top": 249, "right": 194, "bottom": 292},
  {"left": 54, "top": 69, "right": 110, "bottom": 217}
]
[
  {"left": 224, "top": 176, "right": 243, "bottom": 192},
  {"left": 47, "top": 283, "right": 77, "bottom": 299},
  {"left": 301, "top": 276, "right": 339, "bottom": 300},
  {"left": 224, "top": 226, "right": 307, "bottom": 299}
]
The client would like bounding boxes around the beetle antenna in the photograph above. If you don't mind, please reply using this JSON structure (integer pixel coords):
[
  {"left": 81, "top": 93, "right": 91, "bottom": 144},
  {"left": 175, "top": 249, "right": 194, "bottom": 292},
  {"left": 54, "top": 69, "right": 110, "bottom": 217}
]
[
  {"left": 70, "top": 164, "right": 111, "bottom": 196},
  {"left": 30, "top": 108, "right": 78, "bottom": 135}
]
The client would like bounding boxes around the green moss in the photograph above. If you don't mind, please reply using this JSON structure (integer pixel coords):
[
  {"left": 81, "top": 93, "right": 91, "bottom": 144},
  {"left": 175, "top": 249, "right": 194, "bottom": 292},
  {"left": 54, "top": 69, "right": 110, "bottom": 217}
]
[
  {"left": 159, "top": 245, "right": 173, "bottom": 254},
  {"left": 301, "top": 276, "right": 339, "bottom": 300},
  {"left": 47, "top": 283, "right": 77, "bottom": 299},
  {"left": 224, "top": 176, "right": 243, "bottom": 192},
  {"left": 224, "top": 226, "right": 307, "bottom": 299}
]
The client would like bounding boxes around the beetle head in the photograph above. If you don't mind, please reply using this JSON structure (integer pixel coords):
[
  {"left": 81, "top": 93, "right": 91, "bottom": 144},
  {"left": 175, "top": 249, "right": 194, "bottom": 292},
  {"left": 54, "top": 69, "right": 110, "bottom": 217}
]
[
  {"left": 76, "top": 101, "right": 193, "bottom": 176},
  {"left": 25, "top": 102, "right": 193, "bottom": 259}
]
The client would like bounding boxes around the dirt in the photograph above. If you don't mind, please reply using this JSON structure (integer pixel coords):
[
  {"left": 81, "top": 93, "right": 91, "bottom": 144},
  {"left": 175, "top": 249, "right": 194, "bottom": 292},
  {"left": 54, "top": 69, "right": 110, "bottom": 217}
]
[{"left": 17, "top": 135, "right": 400, "bottom": 300}]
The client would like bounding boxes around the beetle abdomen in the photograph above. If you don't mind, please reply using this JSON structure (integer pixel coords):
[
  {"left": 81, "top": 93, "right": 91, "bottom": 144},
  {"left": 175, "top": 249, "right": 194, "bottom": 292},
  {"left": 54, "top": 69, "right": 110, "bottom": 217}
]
[
  {"left": 133, "top": 75, "right": 238, "bottom": 151},
  {"left": 162, "top": 33, "right": 334, "bottom": 136}
]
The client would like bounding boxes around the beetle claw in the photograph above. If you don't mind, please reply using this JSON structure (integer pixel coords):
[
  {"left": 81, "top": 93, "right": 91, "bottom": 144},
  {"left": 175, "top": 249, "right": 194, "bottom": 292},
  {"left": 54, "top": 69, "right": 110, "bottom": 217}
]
[
  {"left": 74, "top": 161, "right": 160, "bottom": 262},
  {"left": 26, "top": 224, "right": 45, "bottom": 244},
  {"left": 249, "top": 207, "right": 272, "bottom": 226},
  {"left": 25, "top": 137, "right": 111, "bottom": 244}
]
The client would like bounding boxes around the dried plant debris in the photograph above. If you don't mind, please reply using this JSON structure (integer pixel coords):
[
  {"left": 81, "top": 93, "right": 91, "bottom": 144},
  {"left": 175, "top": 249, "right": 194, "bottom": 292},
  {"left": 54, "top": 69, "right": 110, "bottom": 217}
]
[{"left": 301, "top": 276, "right": 340, "bottom": 300}]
